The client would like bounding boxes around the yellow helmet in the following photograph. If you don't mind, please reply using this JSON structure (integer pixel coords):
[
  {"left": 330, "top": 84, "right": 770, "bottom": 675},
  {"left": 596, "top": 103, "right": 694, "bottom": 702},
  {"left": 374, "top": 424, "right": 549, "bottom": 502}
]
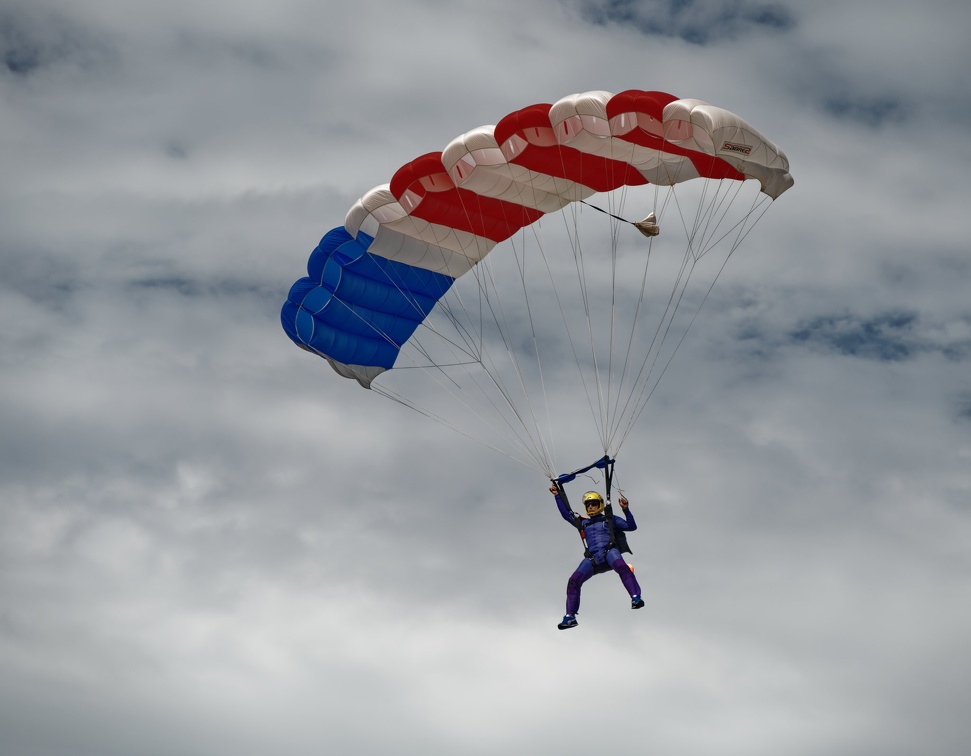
[{"left": 582, "top": 491, "right": 604, "bottom": 516}]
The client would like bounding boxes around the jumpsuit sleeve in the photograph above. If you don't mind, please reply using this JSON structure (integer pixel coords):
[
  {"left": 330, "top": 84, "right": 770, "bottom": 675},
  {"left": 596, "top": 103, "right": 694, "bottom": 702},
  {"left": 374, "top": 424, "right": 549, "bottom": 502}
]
[
  {"left": 554, "top": 492, "right": 580, "bottom": 526},
  {"left": 615, "top": 508, "right": 637, "bottom": 532}
]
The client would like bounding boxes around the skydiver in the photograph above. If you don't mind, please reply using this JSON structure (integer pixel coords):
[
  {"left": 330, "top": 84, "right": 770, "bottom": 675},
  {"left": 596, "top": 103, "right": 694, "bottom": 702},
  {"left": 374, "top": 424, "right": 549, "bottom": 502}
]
[{"left": 550, "top": 484, "right": 644, "bottom": 630}]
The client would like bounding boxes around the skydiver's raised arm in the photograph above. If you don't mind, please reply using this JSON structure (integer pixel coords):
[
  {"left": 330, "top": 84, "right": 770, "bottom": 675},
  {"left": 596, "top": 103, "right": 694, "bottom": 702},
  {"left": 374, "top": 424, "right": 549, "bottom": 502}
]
[
  {"left": 550, "top": 483, "right": 579, "bottom": 525},
  {"left": 614, "top": 497, "right": 637, "bottom": 531}
]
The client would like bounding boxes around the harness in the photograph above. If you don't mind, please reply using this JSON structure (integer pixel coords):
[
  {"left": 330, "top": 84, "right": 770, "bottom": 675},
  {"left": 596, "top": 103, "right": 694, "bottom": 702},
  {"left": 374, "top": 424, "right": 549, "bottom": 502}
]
[{"left": 552, "top": 455, "right": 631, "bottom": 564}]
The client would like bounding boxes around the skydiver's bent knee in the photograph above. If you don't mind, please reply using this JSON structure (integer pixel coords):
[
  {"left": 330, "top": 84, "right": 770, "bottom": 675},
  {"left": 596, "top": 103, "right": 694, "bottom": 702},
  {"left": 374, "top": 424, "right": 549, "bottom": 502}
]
[{"left": 610, "top": 557, "right": 642, "bottom": 598}]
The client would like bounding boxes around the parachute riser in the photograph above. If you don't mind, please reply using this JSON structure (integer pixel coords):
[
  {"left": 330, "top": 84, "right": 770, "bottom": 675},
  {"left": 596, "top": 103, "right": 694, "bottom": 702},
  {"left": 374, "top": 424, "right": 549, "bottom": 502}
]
[{"left": 604, "top": 456, "right": 614, "bottom": 506}]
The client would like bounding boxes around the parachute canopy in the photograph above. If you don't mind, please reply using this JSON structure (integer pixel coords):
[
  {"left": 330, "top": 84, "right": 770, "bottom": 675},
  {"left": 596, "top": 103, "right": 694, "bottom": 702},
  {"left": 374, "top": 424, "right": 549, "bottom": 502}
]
[{"left": 282, "top": 89, "right": 792, "bottom": 475}]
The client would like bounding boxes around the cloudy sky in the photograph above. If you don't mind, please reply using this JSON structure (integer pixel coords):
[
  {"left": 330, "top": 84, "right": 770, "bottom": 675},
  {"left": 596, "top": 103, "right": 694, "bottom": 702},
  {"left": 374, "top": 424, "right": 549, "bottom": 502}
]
[{"left": 3, "top": 0, "right": 970, "bottom": 753}]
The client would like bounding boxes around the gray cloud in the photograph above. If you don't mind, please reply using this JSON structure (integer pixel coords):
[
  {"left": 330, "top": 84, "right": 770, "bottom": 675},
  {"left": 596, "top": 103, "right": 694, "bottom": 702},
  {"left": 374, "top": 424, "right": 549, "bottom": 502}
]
[
  {"left": 575, "top": 0, "right": 796, "bottom": 44},
  {"left": 789, "top": 310, "right": 963, "bottom": 361},
  {"left": 1, "top": 4, "right": 115, "bottom": 76}
]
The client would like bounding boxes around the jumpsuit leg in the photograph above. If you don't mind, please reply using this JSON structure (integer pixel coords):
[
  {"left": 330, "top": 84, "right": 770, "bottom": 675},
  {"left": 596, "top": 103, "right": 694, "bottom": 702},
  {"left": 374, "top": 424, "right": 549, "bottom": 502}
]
[
  {"left": 607, "top": 548, "right": 641, "bottom": 598},
  {"left": 565, "top": 558, "right": 596, "bottom": 616}
]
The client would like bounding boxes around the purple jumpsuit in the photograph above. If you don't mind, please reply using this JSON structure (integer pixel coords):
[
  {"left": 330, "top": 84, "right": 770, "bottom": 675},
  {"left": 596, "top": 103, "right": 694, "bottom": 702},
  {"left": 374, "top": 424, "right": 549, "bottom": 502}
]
[{"left": 554, "top": 492, "right": 641, "bottom": 616}]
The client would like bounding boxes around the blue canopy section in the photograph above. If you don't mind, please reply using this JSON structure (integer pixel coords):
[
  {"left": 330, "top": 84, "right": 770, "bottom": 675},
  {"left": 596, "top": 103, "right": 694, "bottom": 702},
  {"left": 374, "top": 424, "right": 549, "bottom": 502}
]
[{"left": 281, "top": 228, "right": 456, "bottom": 370}]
